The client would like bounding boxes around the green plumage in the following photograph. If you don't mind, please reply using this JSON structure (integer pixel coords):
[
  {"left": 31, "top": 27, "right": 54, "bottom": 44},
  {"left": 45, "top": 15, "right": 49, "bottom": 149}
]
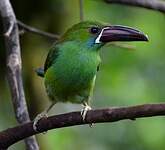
[
  {"left": 37, "top": 20, "right": 148, "bottom": 109},
  {"left": 33, "top": 20, "right": 148, "bottom": 130},
  {"left": 44, "top": 21, "right": 103, "bottom": 104}
]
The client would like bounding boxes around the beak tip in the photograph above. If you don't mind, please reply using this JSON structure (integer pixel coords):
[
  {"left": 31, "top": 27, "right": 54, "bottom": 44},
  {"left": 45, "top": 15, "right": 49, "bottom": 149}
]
[{"left": 144, "top": 34, "right": 149, "bottom": 42}]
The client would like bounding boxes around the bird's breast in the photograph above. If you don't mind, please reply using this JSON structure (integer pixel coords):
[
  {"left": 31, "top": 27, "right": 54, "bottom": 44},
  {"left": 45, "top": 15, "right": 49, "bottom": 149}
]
[
  {"left": 45, "top": 50, "right": 100, "bottom": 96},
  {"left": 57, "top": 53, "right": 98, "bottom": 87}
]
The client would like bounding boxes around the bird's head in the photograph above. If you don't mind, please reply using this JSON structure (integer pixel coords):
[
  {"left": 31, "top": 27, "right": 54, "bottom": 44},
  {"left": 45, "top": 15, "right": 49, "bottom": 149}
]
[{"left": 60, "top": 21, "right": 148, "bottom": 49}]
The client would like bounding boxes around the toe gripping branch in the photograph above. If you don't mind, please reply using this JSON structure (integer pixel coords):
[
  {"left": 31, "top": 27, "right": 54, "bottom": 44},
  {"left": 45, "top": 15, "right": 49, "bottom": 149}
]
[
  {"left": 33, "top": 111, "right": 48, "bottom": 132},
  {"left": 81, "top": 102, "right": 93, "bottom": 124}
]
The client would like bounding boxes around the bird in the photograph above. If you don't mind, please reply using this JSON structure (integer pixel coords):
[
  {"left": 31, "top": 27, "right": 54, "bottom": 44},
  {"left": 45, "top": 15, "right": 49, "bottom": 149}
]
[{"left": 33, "top": 21, "right": 148, "bottom": 131}]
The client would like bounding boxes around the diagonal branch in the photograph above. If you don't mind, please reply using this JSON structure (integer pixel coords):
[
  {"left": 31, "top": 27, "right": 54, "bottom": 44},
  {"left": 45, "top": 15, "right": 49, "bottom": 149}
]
[
  {"left": 0, "top": 103, "right": 165, "bottom": 149},
  {"left": 17, "top": 20, "right": 60, "bottom": 40},
  {"left": 105, "top": 0, "right": 165, "bottom": 14},
  {"left": 0, "top": 0, "right": 39, "bottom": 149}
]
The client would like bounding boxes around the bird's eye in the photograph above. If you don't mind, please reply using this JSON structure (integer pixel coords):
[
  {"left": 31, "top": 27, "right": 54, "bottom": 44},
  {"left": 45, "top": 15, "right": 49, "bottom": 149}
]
[{"left": 90, "top": 27, "right": 100, "bottom": 34}]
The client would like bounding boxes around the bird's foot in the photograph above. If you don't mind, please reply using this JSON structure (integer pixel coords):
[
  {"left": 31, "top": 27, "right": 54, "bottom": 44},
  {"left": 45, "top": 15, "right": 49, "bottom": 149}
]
[
  {"left": 33, "top": 111, "right": 48, "bottom": 132},
  {"left": 81, "top": 104, "right": 92, "bottom": 121}
]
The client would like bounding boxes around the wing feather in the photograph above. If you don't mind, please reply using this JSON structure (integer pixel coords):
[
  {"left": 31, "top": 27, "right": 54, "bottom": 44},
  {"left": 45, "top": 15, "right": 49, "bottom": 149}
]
[{"left": 44, "top": 45, "right": 59, "bottom": 72}]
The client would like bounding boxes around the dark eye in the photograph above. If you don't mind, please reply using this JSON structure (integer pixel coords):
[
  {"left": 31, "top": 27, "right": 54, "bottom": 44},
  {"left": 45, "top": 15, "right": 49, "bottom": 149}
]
[{"left": 90, "top": 27, "right": 100, "bottom": 34}]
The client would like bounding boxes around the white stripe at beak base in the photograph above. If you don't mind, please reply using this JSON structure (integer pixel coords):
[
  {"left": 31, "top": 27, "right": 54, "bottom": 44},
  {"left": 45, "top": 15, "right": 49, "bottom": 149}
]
[{"left": 95, "top": 27, "right": 109, "bottom": 44}]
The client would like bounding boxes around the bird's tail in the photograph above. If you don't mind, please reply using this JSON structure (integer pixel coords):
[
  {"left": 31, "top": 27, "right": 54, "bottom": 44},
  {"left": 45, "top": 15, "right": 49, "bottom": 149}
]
[{"left": 35, "top": 67, "right": 44, "bottom": 78}]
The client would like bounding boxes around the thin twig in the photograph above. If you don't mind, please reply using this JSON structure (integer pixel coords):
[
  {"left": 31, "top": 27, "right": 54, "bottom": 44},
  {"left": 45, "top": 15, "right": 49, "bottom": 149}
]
[
  {"left": 17, "top": 20, "right": 60, "bottom": 40},
  {"left": 0, "top": 103, "right": 165, "bottom": 149},
  {"left": 4, "top": 20, "right": 14, "bottom": 37},
  {"left": 79, "top": 0, "right": 84, "bottom": 21},
  {"left": 105, "top": 0, "right": 165, "bottom": 14},
  {"left": 0, "top": 0, "right": 39, "bottom": 150}
]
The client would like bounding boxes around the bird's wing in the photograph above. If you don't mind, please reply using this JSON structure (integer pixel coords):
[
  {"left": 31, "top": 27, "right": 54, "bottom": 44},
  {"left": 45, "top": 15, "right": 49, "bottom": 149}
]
[
  {"left": 35, "top": 45, "right": 59, "bottom": 78},
  {"left": 44, "top": 45, "right": 59, "bottom": 72}
]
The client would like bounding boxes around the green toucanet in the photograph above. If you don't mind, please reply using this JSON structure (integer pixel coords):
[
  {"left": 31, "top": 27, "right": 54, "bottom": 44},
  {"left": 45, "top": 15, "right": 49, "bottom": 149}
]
[{"left": 33, "top": 21, "right": 148, "bottom": 130}]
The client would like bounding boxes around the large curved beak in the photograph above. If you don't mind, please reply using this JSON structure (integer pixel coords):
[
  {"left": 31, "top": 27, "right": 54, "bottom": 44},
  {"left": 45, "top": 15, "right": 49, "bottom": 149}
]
[{"left": 95, "top": 25, "right": 148, "bottom": 44}]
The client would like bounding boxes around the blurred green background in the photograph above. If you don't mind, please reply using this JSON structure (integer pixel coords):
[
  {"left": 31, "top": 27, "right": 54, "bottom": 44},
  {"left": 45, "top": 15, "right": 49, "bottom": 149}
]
[{"left": 0, "top": 0, "right": 165, "bottom": 149}]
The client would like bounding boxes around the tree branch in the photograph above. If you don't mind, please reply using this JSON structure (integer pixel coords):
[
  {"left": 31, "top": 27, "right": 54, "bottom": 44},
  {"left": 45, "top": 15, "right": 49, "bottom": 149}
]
[
  {"left": 0, "top": 103, "right": 165, "bottom": 149},
  {"left": 79, "top": 0, "right": 84, "bottom": 21},
  {"left": 0, "top": 0, "right": 39, "bottom": 150},
  {"left": 17, "top": 20, "right": 60, "bottom": 40},
  {"left": 105, "top": 0, "right": 165, "bottom": 14}
]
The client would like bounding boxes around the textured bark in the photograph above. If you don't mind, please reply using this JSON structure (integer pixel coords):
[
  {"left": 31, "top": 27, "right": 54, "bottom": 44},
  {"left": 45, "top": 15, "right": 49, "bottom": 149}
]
[
  {"left": 0, "top": 103, "right": 165, "bottom": 149},
  {"left": 0, "top": 0, "right": 39, "bottom": 149}
]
